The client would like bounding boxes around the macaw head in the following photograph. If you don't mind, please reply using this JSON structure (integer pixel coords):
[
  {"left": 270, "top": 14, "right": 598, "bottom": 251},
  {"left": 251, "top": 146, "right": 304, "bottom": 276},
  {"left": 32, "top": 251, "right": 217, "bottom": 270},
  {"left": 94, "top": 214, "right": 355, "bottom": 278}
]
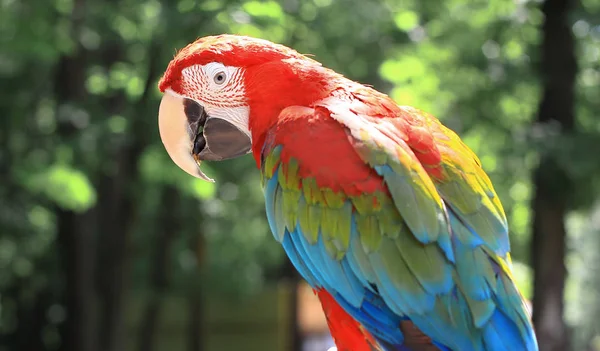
[{"left": 157, "top": 34, "right": 330, "bottom": 181}]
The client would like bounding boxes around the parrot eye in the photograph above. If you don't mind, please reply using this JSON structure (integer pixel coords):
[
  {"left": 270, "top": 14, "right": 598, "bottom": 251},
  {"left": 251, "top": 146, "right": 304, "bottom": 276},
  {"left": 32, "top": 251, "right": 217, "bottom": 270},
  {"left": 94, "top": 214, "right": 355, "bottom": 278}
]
[{"left": 213, "top": 71, "right": 226, "bottom": 85}]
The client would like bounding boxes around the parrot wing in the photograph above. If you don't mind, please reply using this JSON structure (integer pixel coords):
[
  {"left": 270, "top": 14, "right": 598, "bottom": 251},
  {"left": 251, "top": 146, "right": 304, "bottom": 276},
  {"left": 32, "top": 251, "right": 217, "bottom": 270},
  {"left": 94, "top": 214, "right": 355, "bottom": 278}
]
[{"left": 260, "top": 90, "right": 537, "bottom": 351}]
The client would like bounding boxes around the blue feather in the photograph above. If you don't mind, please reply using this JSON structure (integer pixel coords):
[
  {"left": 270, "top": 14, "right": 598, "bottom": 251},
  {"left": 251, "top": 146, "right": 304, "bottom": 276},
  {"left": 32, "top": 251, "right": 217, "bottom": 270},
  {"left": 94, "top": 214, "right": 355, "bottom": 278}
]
[
  {"left": 409, "top": 292, "right": 483, "bottom": 351},
  {"left": 293, "top": 222, "right": 364, "bottom": 306},
  {"left": 288, "top": 227, "right": 329, "bottom": 287},
  {"left": 369, "top": 248, "right": 437, "bottom": 315},
  {"left": 281, "top": 233, "right": 319, "bottom": 286},
  {"left": 483, "top": 309, "right": 533, "bottom": 351},
  {"left": 264, "top": 171, "right": 282, "bottom": 242},
  {"left": 345, "top": 218, "right": 379, "bottom": 292},
  {"left": 333, "top": 290, "right": 405, "bottom": 345}
]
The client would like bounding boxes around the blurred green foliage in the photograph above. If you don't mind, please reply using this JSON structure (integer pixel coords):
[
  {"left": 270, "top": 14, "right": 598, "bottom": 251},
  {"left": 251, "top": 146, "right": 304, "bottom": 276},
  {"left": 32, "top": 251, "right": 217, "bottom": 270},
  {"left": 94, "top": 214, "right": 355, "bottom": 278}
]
[{"left": 0, "top": 0, "right": 599, "bottom": 350}]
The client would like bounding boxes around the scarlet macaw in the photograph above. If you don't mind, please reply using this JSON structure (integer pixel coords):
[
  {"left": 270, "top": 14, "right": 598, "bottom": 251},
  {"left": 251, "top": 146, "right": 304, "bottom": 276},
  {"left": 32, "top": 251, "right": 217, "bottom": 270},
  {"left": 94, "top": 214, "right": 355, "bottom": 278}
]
[{"left": 157, "top": 34, "right": 538, "bottom": 351}]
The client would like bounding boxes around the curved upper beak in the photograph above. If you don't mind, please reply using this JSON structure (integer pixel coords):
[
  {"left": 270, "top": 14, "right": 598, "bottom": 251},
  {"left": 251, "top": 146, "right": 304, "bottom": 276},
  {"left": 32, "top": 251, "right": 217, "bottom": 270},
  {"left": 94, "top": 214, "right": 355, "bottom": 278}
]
[{"left": 158, "top": 90, "right": 252, "bottom": 181}]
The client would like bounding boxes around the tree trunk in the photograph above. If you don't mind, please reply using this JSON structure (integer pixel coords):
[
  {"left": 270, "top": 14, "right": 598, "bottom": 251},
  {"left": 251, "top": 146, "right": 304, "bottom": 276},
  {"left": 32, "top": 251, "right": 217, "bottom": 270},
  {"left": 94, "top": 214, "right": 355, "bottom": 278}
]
[
  {"left": 187, "top": 199, "right": 206, "bottom": 351},
  {"left": 531, "top": 0, "right": 577, "bottom": 349},
  {"left": 13, "top": 288, "right": 53, "bottom": 351},
  {"left": 187, "top": 295, "right": 204, "bottom": 351},
  {"left": 57, "top": 208, "right": 98, "bottom": 351},
  {"left": 96, "top": 39, "right": 160, "bottom": 351},
  {"left": 53, "top": 0, "right": 98, "bottom": 347},
  {"left": 95, "top": 156, "right": 135, "bottom": 351},
  {"left": 137, "top": 188, "right": 180, "bottom": 351}
]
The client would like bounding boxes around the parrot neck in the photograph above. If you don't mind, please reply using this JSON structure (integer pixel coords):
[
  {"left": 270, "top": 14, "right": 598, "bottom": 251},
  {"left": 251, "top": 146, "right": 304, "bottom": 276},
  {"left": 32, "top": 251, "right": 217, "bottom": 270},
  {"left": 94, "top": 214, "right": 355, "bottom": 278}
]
[{"left": 245, "top": 61, "right": 336, "bottom": 167}]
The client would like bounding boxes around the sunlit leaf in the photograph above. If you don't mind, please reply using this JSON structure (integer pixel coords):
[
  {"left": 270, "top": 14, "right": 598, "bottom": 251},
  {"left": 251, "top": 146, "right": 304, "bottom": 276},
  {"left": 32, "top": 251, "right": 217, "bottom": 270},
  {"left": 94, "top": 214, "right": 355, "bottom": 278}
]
[
  {"left": 24, "top": 165, "right": 97, "bottom": 212},
  {"left": 394, "top": 11, "right": 419, "bottom": 31},
  {"left": 242, "top": 1, "right": 284, "bottom": 20},
  {"left": 189, "top": 179, "right": 217, "bottom": 200}
]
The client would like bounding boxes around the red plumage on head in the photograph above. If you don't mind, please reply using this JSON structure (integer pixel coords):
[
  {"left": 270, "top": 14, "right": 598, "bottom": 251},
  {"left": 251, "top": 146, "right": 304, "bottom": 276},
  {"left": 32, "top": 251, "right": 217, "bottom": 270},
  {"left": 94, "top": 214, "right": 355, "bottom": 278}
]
[{"left": 159, "top": 34, "right": 307, "bottom": 94}]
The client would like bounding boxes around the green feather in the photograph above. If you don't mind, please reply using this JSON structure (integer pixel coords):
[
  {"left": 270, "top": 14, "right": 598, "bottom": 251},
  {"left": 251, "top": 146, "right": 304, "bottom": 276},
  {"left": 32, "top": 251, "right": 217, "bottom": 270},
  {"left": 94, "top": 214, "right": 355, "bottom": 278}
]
[
  {"left": 356, "top": 214, "right": 382, "bottom": 253},
  {"left": 297, "top": 194, "right": 318, "bottom": 244},
  {"left": 436, "top": 175, "right": 483, "bottom": 214},
  {"left": 307, "top": 204, "right": 321, "bottom": 244},
  {"left": 456, "top": 246, "right": 497, "bottom": 300},
  {"left": 436, "top": 160, "right": 509, "bottom": 255},
  {"left": 393, "top": 226, "right": 453, "bottom": 295},
  {"left": 282, "top": 189, "right": 300, "bottom": 231},
  {"left": 382, "top": 167, "right": 443, "bottom": 244},
  {"left": 285, "top": 158, "right": 301, "bottom": 189},
  {"left": 349, "top": 233, "right": 379, "bottom": 283},
  {"left": 320, "top": 207, "right": 339, "bottom": 243},
  {"left": 377, "top": 207, "right": 402, "bottom": 239},
  {"left": 322, "top": 187, "right": 345, "bottom": 208},
  {"left": 272, "top": 182, "right": 286, "bottom": 242},
  {"left": 334, "top": 201, "right": 352, "bottom": 252},
  {"left": 370, "top": 236, "right": 433, "bottom": 314},
  {"left": 263, "top": 145, "right": 281, "bottom": 178},
  {"left": 301, "top": 177, "right": 325, "bottom": 205},
  {"left": 321, "top": 202, "right": 352, "bottom": 258},
  {"left": 351, "top": 194, "right": 373, "bottom": 214}
]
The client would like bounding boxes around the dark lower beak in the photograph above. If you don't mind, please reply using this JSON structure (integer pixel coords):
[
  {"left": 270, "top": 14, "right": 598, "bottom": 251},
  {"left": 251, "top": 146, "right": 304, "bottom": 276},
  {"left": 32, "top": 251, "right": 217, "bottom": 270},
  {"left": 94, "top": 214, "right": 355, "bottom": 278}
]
[
  {"left": 158, "top": 91, "right": 251, "bottom": 181},
  {"left": 191, "top": 105, "right": 252, "bottom": 161}
]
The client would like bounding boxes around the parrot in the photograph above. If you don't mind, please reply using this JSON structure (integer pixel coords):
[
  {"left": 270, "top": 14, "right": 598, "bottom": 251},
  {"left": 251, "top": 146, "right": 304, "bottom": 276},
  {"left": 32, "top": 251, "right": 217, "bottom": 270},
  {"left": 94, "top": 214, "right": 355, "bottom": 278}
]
[{"left": 156, "top": 34, "right": 538, "bottom": 351}]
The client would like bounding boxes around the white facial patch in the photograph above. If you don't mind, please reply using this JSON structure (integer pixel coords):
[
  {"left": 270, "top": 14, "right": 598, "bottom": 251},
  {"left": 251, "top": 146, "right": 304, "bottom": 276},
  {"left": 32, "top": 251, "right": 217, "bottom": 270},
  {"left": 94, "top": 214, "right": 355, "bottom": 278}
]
[{"left": 180, "top": 63, "right": 251, "bottom": 140}]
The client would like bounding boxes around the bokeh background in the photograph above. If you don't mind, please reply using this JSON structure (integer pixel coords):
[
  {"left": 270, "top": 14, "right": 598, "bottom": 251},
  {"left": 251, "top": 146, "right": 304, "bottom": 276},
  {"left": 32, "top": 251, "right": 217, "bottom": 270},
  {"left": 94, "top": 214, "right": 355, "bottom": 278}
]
[{"left": 1, "top": 0, "right": 599, "bottom": 350}]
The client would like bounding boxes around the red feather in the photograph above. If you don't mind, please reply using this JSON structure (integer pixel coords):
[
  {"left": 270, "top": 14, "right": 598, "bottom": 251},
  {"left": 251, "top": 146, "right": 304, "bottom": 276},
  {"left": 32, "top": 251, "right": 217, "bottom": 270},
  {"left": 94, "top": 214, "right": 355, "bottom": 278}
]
[{"left": 316, "top": 289, "right": 380, "bottom": 351}]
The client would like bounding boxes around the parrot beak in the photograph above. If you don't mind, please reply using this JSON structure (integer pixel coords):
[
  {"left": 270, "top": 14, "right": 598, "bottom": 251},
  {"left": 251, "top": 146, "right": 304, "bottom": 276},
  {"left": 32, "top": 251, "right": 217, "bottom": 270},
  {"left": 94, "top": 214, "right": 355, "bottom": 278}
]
[{"left": 158, "top": 90, "right": 252, "bottom": 182}]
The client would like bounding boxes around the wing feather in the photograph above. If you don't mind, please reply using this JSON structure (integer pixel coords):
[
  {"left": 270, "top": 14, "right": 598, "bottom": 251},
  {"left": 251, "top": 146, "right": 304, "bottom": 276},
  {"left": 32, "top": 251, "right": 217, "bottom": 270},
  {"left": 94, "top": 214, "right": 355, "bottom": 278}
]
[{"left": 260, "top": 97, "right": 536, "bottom": 351}]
